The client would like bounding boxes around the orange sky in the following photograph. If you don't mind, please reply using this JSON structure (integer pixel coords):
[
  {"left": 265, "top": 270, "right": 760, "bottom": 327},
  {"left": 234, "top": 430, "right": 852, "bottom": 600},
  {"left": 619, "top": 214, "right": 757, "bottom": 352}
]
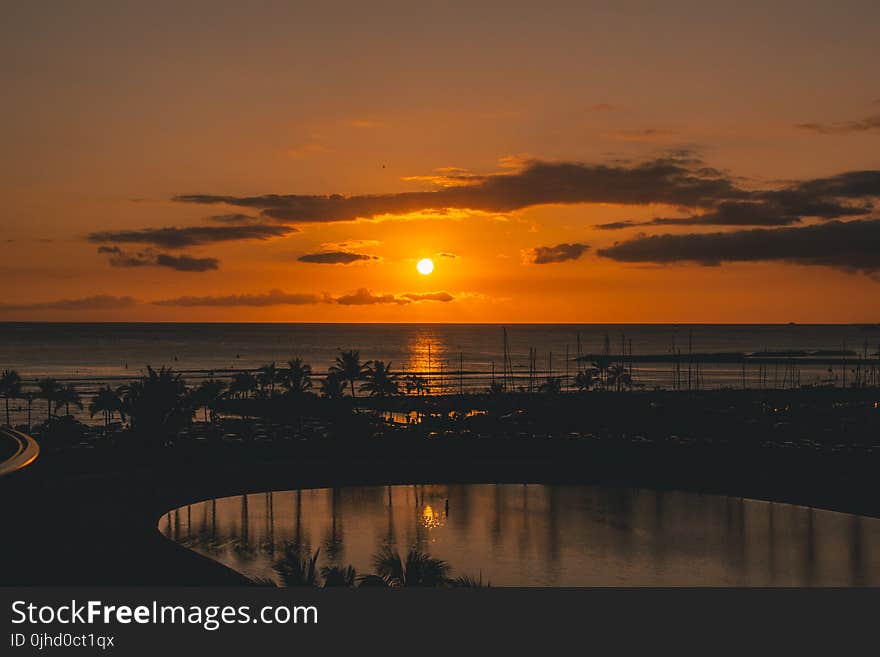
[{"left": 1, "top": 2, "right": 879, "bottom": 322}]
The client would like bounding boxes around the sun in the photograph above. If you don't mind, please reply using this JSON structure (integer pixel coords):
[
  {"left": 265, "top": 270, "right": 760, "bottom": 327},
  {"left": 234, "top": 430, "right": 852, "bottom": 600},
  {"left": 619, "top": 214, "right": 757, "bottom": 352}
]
[{"left": 416, "top": 258, "right": 434, "bottom": 275}]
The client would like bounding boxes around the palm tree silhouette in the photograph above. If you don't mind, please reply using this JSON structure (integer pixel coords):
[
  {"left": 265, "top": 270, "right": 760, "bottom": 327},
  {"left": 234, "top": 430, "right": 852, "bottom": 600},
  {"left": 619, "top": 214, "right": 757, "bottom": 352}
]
[
  {"left": 88, "top": 386, "right": 126, "bottom": 427},
  {"left": 120, "top": 366, "right": 193, "bottom": 443},
  {"left": 319, "top": 371, "right": 346, "bottom": 400},
  {"left": 321, "top": 564, "right": 357, "bottom": 588},
  {"left": 191, "top": 379, "right": 227, "bottom": 423},
  {"left": 229, "top": 372, "right": 257, "bottom": 399},
  {"left": 360, "top": 360, "right": 399, "bottom": 397},
  {"left": 362, "top": 547, "right": 450, "bottom": 587},
  {"left": 257, "top": 362, "right": 280, "bottom": 397},
  {"left": 332, "top": 350, "right": 370, "bottom": 398},
  {"left": 37, "top": 378, "right": 62, "bottom": 421},
  {"left": 0, "top": 369, "right": 22, "bottom": 427},
  {"left": 273, "top": 545, "right": 321, "bottom": 587},
  {"left": 283, "top": 358, "right": 313, "bottom": 396},
  {"left": 55, "top": 384, "right": 83, "bottom": 417}
]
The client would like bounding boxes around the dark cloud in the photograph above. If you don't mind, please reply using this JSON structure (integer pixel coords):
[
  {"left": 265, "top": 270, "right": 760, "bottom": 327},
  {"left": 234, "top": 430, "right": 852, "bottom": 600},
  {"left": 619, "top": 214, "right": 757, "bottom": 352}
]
[
  {"left": 436, "top": 252, "right": 458, "bottom": 259},
  {"left": 596, "top": 220, "right": 640, "bottom": 230},
  {"left": 173, "top": 158, "right": 880, "bottom": 231},
  {"left": 335, "top": 288, "right": 455, "bottom": 305},
  {"left": 297, "top": 251, "right": 377, "bottom": 264},
  {"left": 527, "top": 242, "right": 589, "bottom": 264},
  {"left": 88, "top": 224, "right": 295, "bottom": 249},
  {"left": 0, "top": 295, "right": 137, "bottom": 312},
  {"left": 597, "top": 218, "right": 880, "bottom": 276},
  {"left": 335, "top": 288, "right": 406, "bottom": 305},
  {"left": 155, "top": 254, "right": 219, "bottom": 272},
  {"left": 207, "top": 213, "right": 262, "bottom": 223},
  {"left": 598, "top": 194, "right": 871, "bottom": 229},
  {"left": 174, "top": 157, "right": 748, "bottom": 223},
  {"left": 154, "top": 289, "right": 322, "bottom": 307},
  {"left": 100, "top": 247, "right": 219, "bottom": 272},
  {"left": 797, "top": 114, "right": 880, "bottom": 135}
]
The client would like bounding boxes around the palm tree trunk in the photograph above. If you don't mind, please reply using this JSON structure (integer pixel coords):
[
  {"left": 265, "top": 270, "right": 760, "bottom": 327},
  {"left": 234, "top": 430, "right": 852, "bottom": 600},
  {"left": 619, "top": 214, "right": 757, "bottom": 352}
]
[
  {"left": 4, "top": 396, "right": 9, "bottom": 427},
  {"left": 350, "top": 380, "right": 356, "bottom": 398}
]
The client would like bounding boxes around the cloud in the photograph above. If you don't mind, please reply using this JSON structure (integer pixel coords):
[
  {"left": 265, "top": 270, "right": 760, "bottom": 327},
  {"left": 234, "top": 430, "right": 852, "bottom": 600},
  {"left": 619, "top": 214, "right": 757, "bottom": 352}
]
[
  {"left": 154, "top": 289, "right": 322, "bottom": 307},
  {"left": 596, "top": 220, "right": 640, "bottom": 230},
  {"left": 88, "top": 224, "right": 295, "bottom": 249},
  {"left": 207, "top": 213, "right": 262, "bottom": 224},
  {"left": 173, "top": 157, "right": 749, "bottom": 223},
  {"left": 173, "top": 158, "right": 880, "bottom": 233},
  {"left": 335, "top": 288, "right": 406, "bottom": 305},
  {"left": 401, "top": 292, "right": 454, "bottom": 302},
  {"left": 0, "top": 295, "right": 138, "bottom": 312},
  {"left": 526, "top": 242, "right": 589, "bottom": 264},
  {"left": 297, "top": 251, "right": 377, "bottom": 264},
  {"left": 335, "top": 288, "right": 455, "bottom": 305},
  {"left": 797, "top": 114, "right": 880, "bottom": 135},
  {"left": 597, "top": 195, "right": 871, "bottom": 229},
  {"left": 597, "top": 218, "right": 880, "bottom": 276},
  {"left": 99, "top": 247, "right": 219, "bottom": 272},
  {"left": 436, "top": 252, "right": 458, "bottom": 259}
]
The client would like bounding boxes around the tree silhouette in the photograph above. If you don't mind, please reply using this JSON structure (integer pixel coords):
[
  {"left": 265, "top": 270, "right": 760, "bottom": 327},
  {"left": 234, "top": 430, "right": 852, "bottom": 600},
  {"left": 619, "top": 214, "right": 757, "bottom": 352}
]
[
  {"left": 55, "top": 384, "right": 83, "bottom": 417},
  {"left": 229, "top": 372, "right": 257, "bottom": 399},
  {"left": 319, "top": 372, "right": 346, "bottom": 400},
  {"left": 283, "top": 358, "right": 313, "bottom": 396},
  {"left": 0, "top": 369, "right": 22, "bottom": 427},
  {"left": 332, "top": 350, "right": 370, "bottom": 398},
  {"left": 37, "top": 378, "right": 62, "bottom": 421},
  {"left": 191, "top": 379, "right": 227, "bottom": 423},
  {"left": 321, "top": 565, "right": 357, "bottom": 588},
  {"left": 120, "top": 366, "right": 193, "bottom": 444},
  {"left": 360, "top": 360, "right": 399, "bottom": 397},
  {"left": 364, "top": 548, "right": 451, "bottom": 587},
  {"left": 257, "top": 362, "right": 280, "bottom": 397},
  {"left": 273, "top": 545, "right": 320, "bottom": 587},
  {"left": 88, "top": 386, "right": 126, "bottom": 427}
]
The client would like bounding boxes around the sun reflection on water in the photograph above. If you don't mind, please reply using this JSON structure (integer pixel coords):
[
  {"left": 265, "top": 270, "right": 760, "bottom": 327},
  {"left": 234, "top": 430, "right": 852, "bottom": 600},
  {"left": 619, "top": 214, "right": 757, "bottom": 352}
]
[{"left": 421, "top": 504, "right": 445, "bottom": 529}]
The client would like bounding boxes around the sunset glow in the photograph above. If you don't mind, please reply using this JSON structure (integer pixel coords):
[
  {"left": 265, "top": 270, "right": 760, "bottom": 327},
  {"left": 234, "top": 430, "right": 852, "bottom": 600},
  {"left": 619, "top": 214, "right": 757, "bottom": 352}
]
[{"left": 1, "top": 3, "right": 878, "bottom": 323}]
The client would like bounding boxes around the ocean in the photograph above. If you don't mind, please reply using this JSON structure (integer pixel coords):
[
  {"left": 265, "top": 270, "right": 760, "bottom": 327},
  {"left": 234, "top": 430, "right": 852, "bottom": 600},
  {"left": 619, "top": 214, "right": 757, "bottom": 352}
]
[{"left": 1, "top": 323, "right": 878, "bottom": 424}]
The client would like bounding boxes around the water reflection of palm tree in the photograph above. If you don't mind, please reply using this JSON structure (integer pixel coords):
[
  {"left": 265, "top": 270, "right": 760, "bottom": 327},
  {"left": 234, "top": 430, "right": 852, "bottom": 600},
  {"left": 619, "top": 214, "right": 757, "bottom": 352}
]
[{"left": 322, "top": 488, "right": 344, "bottom": 565}]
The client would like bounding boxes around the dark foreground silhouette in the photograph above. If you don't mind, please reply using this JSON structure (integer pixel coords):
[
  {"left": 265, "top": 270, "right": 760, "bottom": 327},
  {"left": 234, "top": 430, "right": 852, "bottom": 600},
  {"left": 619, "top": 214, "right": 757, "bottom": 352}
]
[{"left": 2, "top": 361, "right": 879, "bottom": 585}]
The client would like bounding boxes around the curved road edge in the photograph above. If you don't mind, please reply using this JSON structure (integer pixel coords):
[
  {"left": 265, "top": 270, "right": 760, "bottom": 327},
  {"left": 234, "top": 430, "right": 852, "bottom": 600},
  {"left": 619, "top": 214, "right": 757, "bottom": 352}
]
[{"left": 0, "top": 427, "right": 40, "bottom": 477}]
